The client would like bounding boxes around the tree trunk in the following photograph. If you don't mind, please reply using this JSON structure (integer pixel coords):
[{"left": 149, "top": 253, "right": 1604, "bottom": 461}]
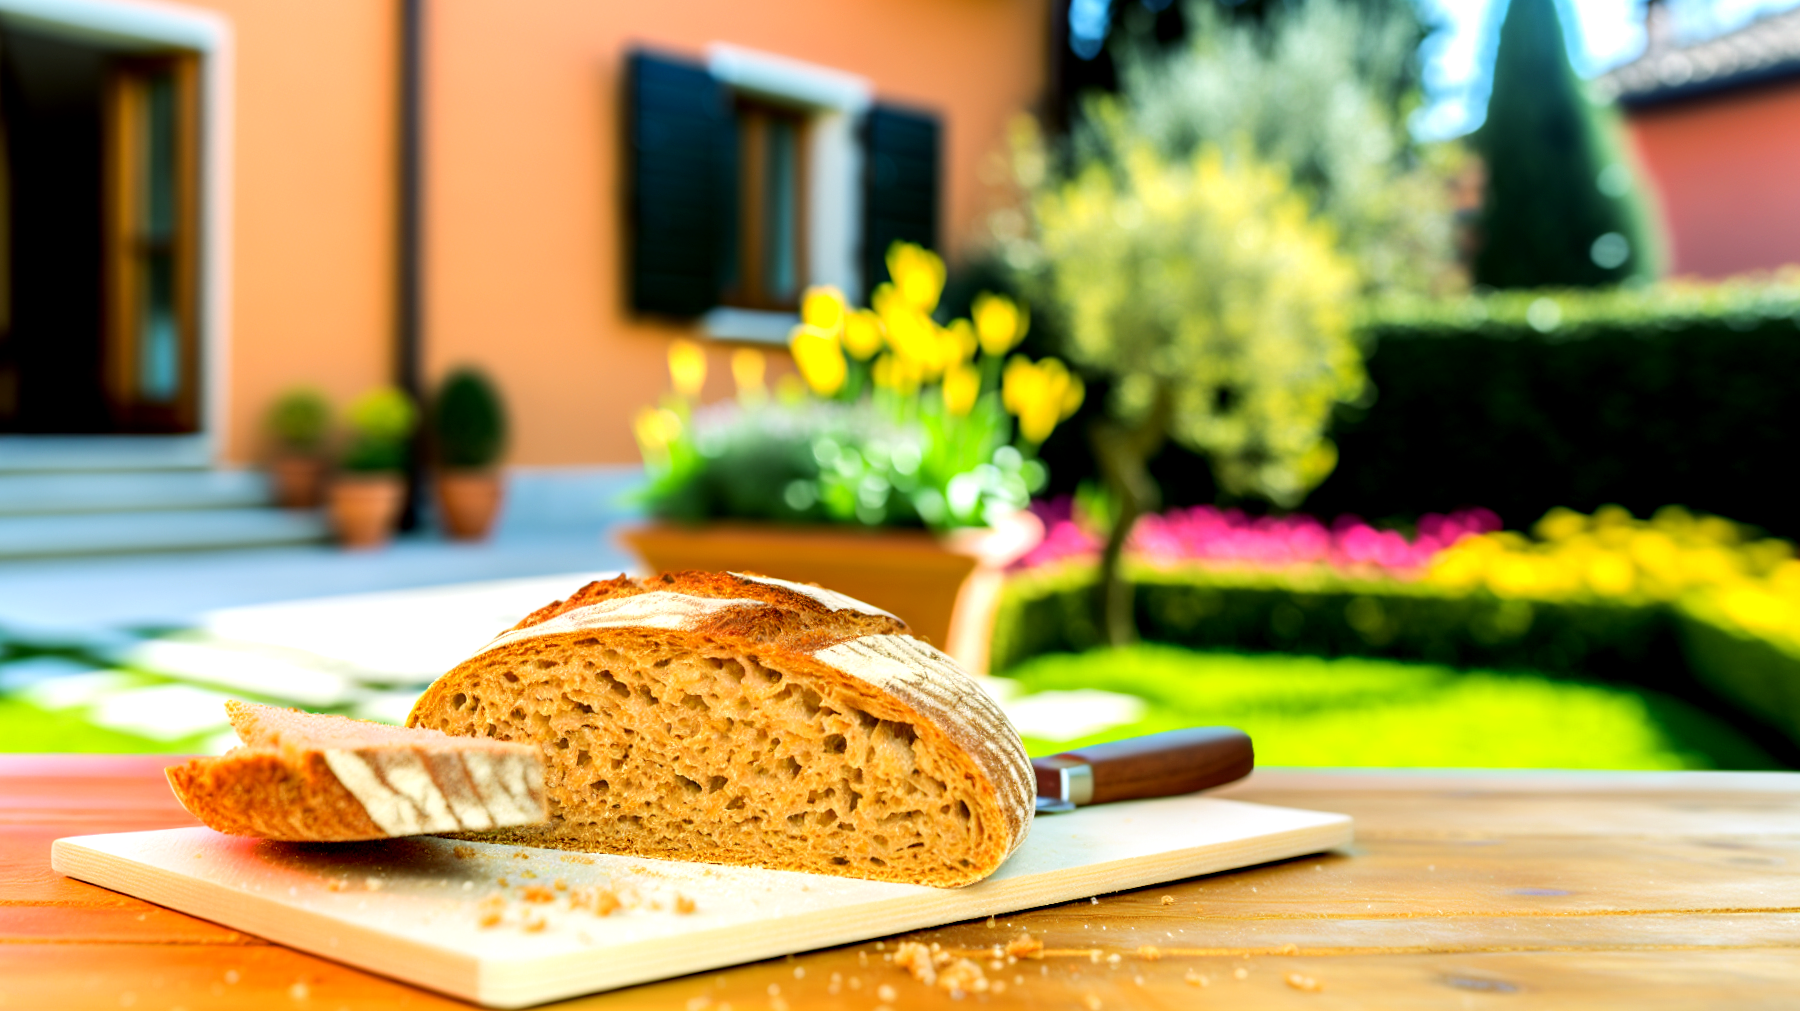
[{"left": 1089, "top": 385, "right": 1172, "bottom": 647}]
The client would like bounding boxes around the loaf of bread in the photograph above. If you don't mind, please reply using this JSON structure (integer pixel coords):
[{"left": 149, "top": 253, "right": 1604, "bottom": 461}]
[
  {"left": 166, "top": 700, "right": 546, "bottom": 841},
  {"left": 407, "top": 571, "right": 1034, "bottom": 887}
]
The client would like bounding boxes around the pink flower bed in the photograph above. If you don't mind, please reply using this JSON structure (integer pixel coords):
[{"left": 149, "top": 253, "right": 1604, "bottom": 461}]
[{"left": 1016, "top": 499, "right": 1500, "bottom": 575}]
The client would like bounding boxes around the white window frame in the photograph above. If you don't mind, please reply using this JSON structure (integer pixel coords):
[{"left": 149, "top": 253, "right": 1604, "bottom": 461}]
[
  {"left": 701, "top": 43, "right": 871, "bottom": 345},
  {"left": 0, "top": 0, "right": 231, "bottom": 470}
]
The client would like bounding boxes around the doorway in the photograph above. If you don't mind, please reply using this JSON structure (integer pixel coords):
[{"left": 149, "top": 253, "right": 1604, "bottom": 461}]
[{"left": 0, "top": 23, "right": 200, "bottom": 435}]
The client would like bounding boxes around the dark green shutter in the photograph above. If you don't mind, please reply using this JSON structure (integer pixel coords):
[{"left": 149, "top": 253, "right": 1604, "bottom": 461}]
[
  {"left": 863, "top": 104, "right": 940, "bottom": 290},
  {"left": 627, "top": 50, "right": 735, "bottom": 317}
]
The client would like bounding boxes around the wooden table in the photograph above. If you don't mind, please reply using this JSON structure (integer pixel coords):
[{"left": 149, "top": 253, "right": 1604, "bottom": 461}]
[{"left": 6, "top": 755, "right": 1799, "bottom": 1009}]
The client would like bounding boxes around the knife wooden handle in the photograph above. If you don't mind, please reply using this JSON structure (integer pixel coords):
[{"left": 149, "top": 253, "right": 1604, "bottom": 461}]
[{"left": 1033, "top": 727, "right": 1254, "bottom": 805}]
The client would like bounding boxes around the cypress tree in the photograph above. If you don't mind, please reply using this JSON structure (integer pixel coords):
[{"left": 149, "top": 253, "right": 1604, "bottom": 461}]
[{"left": 1474, "top": 0, "right": 1658, "bottom": 287}]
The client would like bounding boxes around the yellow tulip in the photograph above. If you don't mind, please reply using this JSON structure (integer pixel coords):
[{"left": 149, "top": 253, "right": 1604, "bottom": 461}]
[
  {"left": 941, "top": 362, "right": 980, "bottom": 417},
  {"left": 789, "top": 324, "right": 847, "bottom": 397},
  {"left": 800, "top": 285, "right": 847, "bottom": 333},
  {"left": 667, "top": 339, "right": 706, "bottom": 398},
  {"left": 946, "top": 318, "right": 978, "bottom": 363},
  {"left": 872, "top": 352, "right": 922, "bottom": 395},
  {"left": 972, "top": 292, "right": 1028, "bottom": 356},
  {"left": 843, "top": 309, "right": 886, "bottom": 360},
  {"left": 1003, "top": 355, "right": 1077, "bottom": 444},
  {"left": 731, "top": 348, "right": 766, "bottom": 401},
  {"left": 886, "top": 242, "right": 945, "bottom": 312}
]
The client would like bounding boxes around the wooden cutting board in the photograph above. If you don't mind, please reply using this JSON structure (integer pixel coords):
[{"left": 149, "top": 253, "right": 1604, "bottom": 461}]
[{"left": 53, "top": 795, "right": 1351, "bottom": 1008}]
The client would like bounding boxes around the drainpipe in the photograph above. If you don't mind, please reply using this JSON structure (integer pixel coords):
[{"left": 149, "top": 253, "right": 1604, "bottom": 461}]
[{"left": 396, "top": 0, "right": 426, "bottom": 529}]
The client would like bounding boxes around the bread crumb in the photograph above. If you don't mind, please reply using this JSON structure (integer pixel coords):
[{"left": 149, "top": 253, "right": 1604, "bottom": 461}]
[
  {"left": 1134, "top": 975, "right": 1145, "bottom": 986},
  {"left": 497, "top": 877, "right": 508, "bottom": 887},
  {"left": 1185, "top": 970, "right": 1208, "bottom": 987},
  {"left": 1089, "top": 949, "right": 1101, "bottom": 964},
  {"left": 1234, "top": 967, "right": 1249, "bottom": 980},
  {"left": 937, "top": 958, "right": 989, "bottom": 996},
  {"left": 992, "top": 980, "right": 1007, "bottom": 995},
  {"left": 876, "top": 984, "right": 897, "bottom": 1002},
  {"left": 1286, "top": 972, "right": 1322, "bottom": 992},
  {"left": 521, "top": 913, "right": 546, "bottom": 933},
  {"left": 553, "top": 878, "right": 568, "bottom": 891},
  {"left": 1160, "top": 894, "right": 1174, "bottom": 905},
  {"left": 476, "top": 895, "right": 506, "bottom": 928},
  {"left": 325, "top": 879, "right": 345, "bottom": 892},
  {"left": 686, "top": 997, "right": 713, "bottom": 1011},
  {"left": 512, "top": 850, "right": 532, "bottom": 860},
  {"left": 570, "top": 886, "right": 622, "bottom": 917},
  {"left": 849, "top": 976, "right": 862, "bottom": 989},
  {"left": 364, "top": 877, "right": 383, "bottom": 891},
  {"left": 893, "top": 942, "right": 936, "bottom": 986},
  {"left": 1106, "top": 953, "right": 1122, "bottom": 966},
  {"left": 1083, "top": 994, "right": 1102, "bottom": 1010},
  {"left": 1137, "top": 945, "right": 1162, "bottom": 961},
  {"left": 1004, "top": 933, "right": 1044, "bottom": 959},
  {"left": 675, "top": 893, "right": 697, "bottom": 914},
  {"left": 452, "top": 845, "right": 477, "bottom": 859},
  {"left": 521, "top": 886, "right": 555, "bottom": 904},
  {"left": 986, "top": 915, "right": 996, "bottom": 928}
]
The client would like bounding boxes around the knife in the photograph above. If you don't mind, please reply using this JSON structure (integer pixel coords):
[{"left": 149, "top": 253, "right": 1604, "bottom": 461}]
[{"left": 1032, "top": 726, "right": 1254, "bottom": 814}]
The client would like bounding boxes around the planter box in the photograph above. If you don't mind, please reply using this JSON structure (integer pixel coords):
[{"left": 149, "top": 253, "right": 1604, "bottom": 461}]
[{"left": 618, "top": 516, "right": 1041, "bottom": 675}]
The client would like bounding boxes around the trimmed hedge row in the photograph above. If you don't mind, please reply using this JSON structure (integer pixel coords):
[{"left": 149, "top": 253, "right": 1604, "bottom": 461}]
[
  {"left": 994, "top": 563, "right": 1800, "bottom": 754},
  {"left": 1306, "top": 282, "right": 1800, "bottom": 539}
]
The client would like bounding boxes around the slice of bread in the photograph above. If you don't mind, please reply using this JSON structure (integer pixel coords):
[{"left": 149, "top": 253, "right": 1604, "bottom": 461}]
[
  {"left": 166, "top": 701, "right": 546, "bottom": 841},
  {"left": 407, "top": 571, "right": 1035, "bottom": 887}
]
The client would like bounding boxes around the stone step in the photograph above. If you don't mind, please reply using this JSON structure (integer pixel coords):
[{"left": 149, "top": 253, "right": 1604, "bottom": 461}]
[
  {"left": 0, "top": 508, "right": 328, "bottom": 560},
  {"left": 0, "top": 469, "right": 272, "bottom": 516}
]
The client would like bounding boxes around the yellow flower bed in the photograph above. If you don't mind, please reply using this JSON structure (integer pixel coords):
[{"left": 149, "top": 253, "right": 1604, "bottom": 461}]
[{"left": 1427, "top": 505, "right": 1800, "bottom": 652}]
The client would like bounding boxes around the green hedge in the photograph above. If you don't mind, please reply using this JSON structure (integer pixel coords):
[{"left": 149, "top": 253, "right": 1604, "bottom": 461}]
[
  {"left": 994, "top": 563, "right": 1799, "bottom": 753},
  {"left": 1306, "top": 281, "right": 1800, "bottom": 538},
  {"left": 1677, "top": 608, "right": 1800, "bottom": 749}
]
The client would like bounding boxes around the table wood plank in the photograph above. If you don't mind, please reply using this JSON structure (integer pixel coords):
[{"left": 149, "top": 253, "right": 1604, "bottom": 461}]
[{"left": 6, "top": 757, "right": 1800, "bottom": 1009}]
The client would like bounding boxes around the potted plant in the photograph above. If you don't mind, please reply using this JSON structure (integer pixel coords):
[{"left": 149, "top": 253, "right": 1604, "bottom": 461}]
[
  {"left": 264, "top": 387, "right": 331, "bottom": 508},
  {"left": 430, "top": 367, "right": 508, "bottom": 540},
  {"left": 328, "top": 387, "right": 417, "bottom": 549},
  {"left": 623, "top": 242, "right": 1081, "bottom": 672}
]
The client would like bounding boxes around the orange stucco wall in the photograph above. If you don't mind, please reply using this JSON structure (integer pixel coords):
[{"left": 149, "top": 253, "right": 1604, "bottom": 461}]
[
  {"left": 199, "top": 0, "right": 1047, "bottom": 467},
  {"left": 424, "top": 0, "right": 1049, "bottom": 465},
  {"left": 186, "top": 0, "right": 399, "bottom": 464},
  {"left": 1625, "top": 79, "right": 1800, "bottom": 279}
]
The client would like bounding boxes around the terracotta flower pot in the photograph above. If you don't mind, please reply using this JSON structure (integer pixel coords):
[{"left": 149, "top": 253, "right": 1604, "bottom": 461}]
[
  {"left": 436, "top": 469, "right": 504, "bottom": 540},
  {"left": 328, "top": 472, "right": 406, "bottom": 549},
  {"left": 618, "top": 510, "right": 1043, "bottom": 674},
  {"left": 269, "top": 454, "right": 327, "bottom": 509}
]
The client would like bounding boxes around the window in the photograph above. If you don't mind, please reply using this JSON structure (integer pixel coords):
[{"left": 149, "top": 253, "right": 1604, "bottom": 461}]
[
  {"left": 724, "top": 98, "right": 808, "bottom": 311},
  {"left": 626, "top": 47, "right": 940, "bottom": 341}
]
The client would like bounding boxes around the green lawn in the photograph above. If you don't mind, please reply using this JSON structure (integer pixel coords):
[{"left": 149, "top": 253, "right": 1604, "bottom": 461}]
[
  {"left": 1004, "top": 645, "right": 1780, "bottom": 770},
  {"left": 0, "top": 695, "right": 213, "bottom": 753}
]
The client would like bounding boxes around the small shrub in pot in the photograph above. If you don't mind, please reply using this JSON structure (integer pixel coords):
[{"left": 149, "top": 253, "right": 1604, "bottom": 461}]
[
  {"left": 430, "top": 367, "right": 508, "bottom": 540},
  {"left": 329, "top": 387, "right": 417, "bottom": 549},
  {"left": 264, "top": 387, "right": 331, "bottom": 508}
]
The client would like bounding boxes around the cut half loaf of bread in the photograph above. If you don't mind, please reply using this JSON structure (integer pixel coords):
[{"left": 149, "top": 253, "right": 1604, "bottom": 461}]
[
  {"left": 166, "top": 700, "right": 547, "bottom": 841},
  {"left": 407, "top": 571, "right": 1034, "bottom": 887}
]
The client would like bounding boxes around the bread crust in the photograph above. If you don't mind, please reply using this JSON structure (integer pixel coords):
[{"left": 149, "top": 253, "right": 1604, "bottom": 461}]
[
  {"left": 166, "top": 702, "right": 547, "bottom": 842},
  {"left": 409, "top": 571, "right": 1034, "bottom": 886}
]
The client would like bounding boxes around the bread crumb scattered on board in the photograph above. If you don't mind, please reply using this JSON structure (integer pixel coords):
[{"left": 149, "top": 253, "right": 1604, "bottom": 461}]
[
  {"left": 452, "top": 845, "right": 477, "bottom": 859},
  {"left": 1161, "top": 894, "right": 1175, "bottom": 905},
  {"left": 1137, "top": 945, "right": 1162, "bottom": 961},
  {"left": 1287, "top": 972, "right": 1323, "bottom": 992},
  {"left": 1185, "top": 970, "right": 1209, "bottom": 987}
]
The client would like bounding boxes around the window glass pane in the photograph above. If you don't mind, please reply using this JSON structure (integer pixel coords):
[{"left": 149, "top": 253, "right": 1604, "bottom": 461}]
[
  {"left": 139, "top": 251, "right": 178, "bottom": 401},
  {"left": 142, "top": 74, "right": 175, "bottom": 242},
  {"left": 763, "top": 117, "right": 796, "bottom": 302},
  {"left": 137, "top": 71, "right": 179, "bottom": 402}
]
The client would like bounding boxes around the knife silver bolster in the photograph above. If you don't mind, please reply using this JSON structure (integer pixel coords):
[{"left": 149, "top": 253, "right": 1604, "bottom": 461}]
[{"left": 1059, "top": 763, "right": 1094, "bottom": 807}]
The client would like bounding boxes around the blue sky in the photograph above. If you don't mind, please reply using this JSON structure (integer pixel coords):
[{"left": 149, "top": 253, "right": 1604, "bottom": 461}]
[{"left": 1412, "top": 0, "right": 1800, "bottom": 138}]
